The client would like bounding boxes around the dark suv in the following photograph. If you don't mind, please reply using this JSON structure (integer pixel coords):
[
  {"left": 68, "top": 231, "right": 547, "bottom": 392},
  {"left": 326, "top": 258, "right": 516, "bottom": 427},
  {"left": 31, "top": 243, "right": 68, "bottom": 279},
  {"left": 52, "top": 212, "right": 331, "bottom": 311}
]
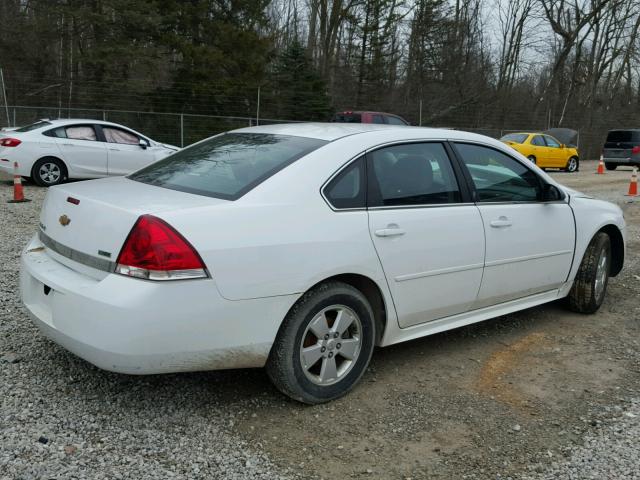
[
  {"left": 602, "top": 129, "right": 640, "bottom": 170},
  {"left": 330, "top": 111, "right": 409, "bottom": 125}
]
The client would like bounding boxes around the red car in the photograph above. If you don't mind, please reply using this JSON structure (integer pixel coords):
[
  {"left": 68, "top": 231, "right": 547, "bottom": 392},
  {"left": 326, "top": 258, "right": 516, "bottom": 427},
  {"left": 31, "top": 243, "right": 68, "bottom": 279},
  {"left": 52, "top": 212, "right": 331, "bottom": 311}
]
[{"left": 330, "top": 111, "right": 409, "bottom": 126}]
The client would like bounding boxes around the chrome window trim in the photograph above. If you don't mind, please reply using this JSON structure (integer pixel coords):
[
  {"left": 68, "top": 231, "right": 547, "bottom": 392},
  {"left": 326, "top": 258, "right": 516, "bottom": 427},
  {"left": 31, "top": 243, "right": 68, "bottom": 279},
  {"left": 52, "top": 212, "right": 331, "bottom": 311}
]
[
  {"left": 39, "top": 229, "right": 115, "bottom": 273},
  {"left": 368, "top": 202, "right": 475, "bottom": 211}
]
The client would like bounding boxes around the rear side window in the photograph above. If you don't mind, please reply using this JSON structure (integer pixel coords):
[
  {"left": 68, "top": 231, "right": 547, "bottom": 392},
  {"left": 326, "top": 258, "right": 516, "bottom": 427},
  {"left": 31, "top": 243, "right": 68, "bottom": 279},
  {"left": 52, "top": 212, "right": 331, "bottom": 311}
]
[
  {"left": 43, "top": 127, "right": 67, "bottom": 138},
  {"left": 130, "top": 133, "right": 327, "bottom": 200},
  {"left": 455, "top": 143, "right": 541, "bottom": 202},
  {"left": 531, "top": 135, "right": 545, "bottom": 146},
  {"left": 368, "top": 143, "right": 461, "bottom": 206},
  {"left": 331, "top": 113, "right": 362, "bottom": 123},
  {"left": 501, "top": 133, "right": 528, "bottom": 144},
  {"left": 65, "top": 125, "right": 97, "bottom": 141},
  {"left": 606, "top": 130, "right": 640, "bottom": 143},
  {"left": 323, "top": 157, "right": 366, "bottom": 209},
  {"left": 372, "top": 115, "right": 385, "bottom": 124}
]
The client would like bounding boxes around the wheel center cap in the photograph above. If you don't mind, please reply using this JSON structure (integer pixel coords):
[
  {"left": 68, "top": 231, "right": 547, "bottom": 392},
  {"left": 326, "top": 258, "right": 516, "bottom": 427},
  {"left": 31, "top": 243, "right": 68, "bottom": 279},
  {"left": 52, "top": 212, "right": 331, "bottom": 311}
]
[{"left": 326, "top": 339, "right": 336, "bottom": 351}]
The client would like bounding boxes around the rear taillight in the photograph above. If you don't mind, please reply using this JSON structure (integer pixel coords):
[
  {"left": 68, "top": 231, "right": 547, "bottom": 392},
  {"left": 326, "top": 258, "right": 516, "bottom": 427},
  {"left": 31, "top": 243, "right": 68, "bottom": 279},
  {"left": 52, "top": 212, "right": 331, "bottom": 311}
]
[
  {"left": 632, "top": 146, "right": 640, "bottom": 154},
  {"left": 115, "top": 215, "right": 208, "bottom": 280},
  {"left": 0, "top": 138, "right": 21, "bottom": 147}
]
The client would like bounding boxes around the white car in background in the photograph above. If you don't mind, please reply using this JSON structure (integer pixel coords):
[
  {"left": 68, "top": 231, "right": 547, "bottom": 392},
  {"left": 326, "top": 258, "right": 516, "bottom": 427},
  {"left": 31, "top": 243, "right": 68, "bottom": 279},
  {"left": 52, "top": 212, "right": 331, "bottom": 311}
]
[
  {"left": 21, "top": 124, "right": 625, "bottom": 404},
  {"left": 0, "top": 119, "right": 179, "bottom": 186}
]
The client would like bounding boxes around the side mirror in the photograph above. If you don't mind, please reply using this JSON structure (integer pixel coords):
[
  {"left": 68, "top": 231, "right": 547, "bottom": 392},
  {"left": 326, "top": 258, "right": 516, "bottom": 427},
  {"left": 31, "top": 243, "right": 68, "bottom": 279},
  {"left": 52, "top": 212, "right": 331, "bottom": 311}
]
[
  {"left": 542, "top": 184, "right": 564, "bottom": 202},
  {"left": 139, "top": 139, "right": 150, "bottom": 150}
]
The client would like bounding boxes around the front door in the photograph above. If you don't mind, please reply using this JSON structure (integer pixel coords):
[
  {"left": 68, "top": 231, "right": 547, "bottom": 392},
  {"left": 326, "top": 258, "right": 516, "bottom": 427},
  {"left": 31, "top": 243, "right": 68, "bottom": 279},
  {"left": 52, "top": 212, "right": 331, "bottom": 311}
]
[
  {"left": 101, "top": 126, "right": 156, "bottom": 176},
  {"left": 453, "top": 142, "right": 575, "bottom": 308},
  {"left": 367, "top": 142, "right": 485, "bottom": 327}
]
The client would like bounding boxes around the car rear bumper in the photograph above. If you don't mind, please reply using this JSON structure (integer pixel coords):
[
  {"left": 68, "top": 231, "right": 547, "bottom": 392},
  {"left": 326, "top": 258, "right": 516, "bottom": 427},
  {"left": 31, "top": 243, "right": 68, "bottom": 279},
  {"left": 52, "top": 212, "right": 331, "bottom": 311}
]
[
  {"left": 20, "top": 234, "right": 296, "bottom": 374},
  {"left": 602, "top": 156, "right": 639, "bottom": 165}
]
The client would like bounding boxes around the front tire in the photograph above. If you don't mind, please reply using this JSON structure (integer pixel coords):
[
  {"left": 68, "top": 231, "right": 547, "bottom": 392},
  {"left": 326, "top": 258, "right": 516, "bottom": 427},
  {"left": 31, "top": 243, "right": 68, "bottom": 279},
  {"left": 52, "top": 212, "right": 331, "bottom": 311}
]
[
  {"left": 567, "top": 232, "right": 611, "bottom": 314},
  {"left": 565, "top": 156, "right": 579, "bottom": 172},
  {"left": 605, "top": 163, "right": 617, "bottom": 171},
  {"left": 32, "top": 157, "right": 66, "bottom": 186},
  {"left": 266, "top": 281, "right": 376, "bottom": 404}
]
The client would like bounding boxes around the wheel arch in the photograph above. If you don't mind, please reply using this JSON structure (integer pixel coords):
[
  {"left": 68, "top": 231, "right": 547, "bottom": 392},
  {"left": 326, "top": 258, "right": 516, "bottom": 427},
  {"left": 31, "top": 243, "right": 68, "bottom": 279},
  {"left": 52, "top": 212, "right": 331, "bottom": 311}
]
[
  {"left": 303, "top": 273, "right": 389, "bottom": 345},
  {"left": 599, "top": 224, "right": 624, "bottom": 277}
]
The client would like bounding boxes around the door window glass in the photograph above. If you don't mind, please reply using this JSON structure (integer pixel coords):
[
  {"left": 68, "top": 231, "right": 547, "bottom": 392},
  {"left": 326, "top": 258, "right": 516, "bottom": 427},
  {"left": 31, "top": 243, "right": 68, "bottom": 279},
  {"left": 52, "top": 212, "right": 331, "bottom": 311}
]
[
  {"left": 455, "top": 143, "right": 541, "bottom": 202},
  {"left": 543, "top": 135, "right": 560, "bottom": 148},
  {"left": 324, "top": 157, "right": 365, "bottom": 209},
  {"left": 65, "top": 126, "right": 97, "bottom": 141},
  {"left": 372, "top": 115, "right": 385, "bottom": 124},
  {"left": 385, "top": 115, "right": 407, "bottom": 125},
  {"left": 103, "top": 127, "right": 140, "bottom": 145},
  {"left": 531, "top": 135, "right": 545, "bottom": 146},
  {"left": 368, "top": 143, "right": 461, "bottom": 206},
  {"left": 43, "top": 127, "right": 67, "bottom": 138}
]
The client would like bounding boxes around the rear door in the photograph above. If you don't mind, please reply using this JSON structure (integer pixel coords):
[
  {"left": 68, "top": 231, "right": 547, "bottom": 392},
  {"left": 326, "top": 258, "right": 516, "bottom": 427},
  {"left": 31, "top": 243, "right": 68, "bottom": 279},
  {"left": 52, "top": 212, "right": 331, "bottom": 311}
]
[
  {"left": 453, "top": 142, "right": 575, "bottom": 308},
  {"left": 542, "top": 135, "right": 565, "bottom": 167},
  {"left": 53, "top": 124, "right": 108, "bottom": 177},
  {"left": 366, "top": 142, "right": 485, "bottom": 327},
  {"left": 530, "top": 135, "right": 550, "bottom": 166},
  {"left": 100, "top": 125, "right": 156, "bottom": 175}
]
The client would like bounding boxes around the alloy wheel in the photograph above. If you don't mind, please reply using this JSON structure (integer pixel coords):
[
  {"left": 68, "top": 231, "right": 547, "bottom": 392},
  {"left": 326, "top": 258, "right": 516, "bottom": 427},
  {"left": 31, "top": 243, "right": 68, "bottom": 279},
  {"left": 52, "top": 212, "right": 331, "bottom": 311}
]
[{"left": 39, "top": 162, "right": 62, "bottom": 184}]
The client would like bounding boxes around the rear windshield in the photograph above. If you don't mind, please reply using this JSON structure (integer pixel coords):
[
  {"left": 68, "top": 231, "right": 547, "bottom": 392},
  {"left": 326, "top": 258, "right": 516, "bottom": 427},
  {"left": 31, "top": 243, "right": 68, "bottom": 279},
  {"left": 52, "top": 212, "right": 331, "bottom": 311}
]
[
  {"left": 500, "top": 133, "right": 528, "bottom": 144},
  {"left": 16, "top": 120, "right": 52, "bottom": 132},
  {"left": 331, "top": 113, "right": 362, "bottom": 123},
  {"left": 606, "top": 130, "right": 640, "bottom": 143},
  {"left": 129, "top": 133, "right": 327, "bottom": 200}
]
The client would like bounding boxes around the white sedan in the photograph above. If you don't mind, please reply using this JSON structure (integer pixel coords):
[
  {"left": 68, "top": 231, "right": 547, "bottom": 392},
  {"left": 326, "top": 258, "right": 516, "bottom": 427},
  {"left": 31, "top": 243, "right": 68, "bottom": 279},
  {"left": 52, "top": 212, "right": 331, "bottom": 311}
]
[
  {"left": 20, "top": 123, "right": 625, "bottom": 404},
  {"left": 0, "top": 119, "right": 178, "bottom": 186}
]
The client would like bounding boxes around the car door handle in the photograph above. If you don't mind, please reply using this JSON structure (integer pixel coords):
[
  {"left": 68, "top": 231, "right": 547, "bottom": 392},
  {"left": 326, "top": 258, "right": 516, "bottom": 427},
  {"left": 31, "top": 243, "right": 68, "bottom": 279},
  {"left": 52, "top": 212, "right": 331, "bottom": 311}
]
[
  {"left": 374, "top": 227, "right": 406, "bottom": 237},
  {"left": 490, "top": 217, "right": 512, "bottom": 228},
  {"left": 61, "top": 143, "right": 74, "bottom": 147},
  {"left": 108, "top": 148, "right": 120, "bottom": 151}
]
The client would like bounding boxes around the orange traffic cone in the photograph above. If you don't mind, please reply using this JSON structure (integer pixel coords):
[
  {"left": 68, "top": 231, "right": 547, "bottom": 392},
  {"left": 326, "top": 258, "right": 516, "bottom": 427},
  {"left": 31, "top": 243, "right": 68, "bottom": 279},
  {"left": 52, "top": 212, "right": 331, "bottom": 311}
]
[
  {"left": 596, "top": 155, "right": 605, "bottom": 175},
  {"left": 7, "top": 161, "right": 31, "bottom": 203},
  {"left": 626, "top": 167, "right": 638, "bottom": 197}
]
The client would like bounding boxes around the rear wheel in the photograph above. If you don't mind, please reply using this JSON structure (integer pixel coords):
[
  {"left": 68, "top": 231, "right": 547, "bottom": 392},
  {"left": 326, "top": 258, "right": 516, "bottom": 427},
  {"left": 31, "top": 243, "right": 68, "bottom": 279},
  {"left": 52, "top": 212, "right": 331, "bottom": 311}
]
[
  {"left": 605, "top": 163, "right": 617, "bottom": 171},
  {"left": 567, "top": 232, "right": 611, "bottom": 314},
  {"left": 565, "top": 156, "right": 579, "bottom": 172},
  {"left": 266, "top": 281, "right": 376, "bottom": 404},
  {"left": 32, "top": 157, "right": 66, "bottom": 186},
  {"left": 527, "top": 155, "right": 537, "bottom": 165}
]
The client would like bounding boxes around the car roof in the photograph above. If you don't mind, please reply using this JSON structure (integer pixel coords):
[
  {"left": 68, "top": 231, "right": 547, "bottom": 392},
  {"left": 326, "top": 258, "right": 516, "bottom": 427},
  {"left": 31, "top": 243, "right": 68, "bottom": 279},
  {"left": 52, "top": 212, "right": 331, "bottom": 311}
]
[
  {"left": 232, "top": 122, "right": 503, "bottom": 144},
  {"left": 43, "top": 118, "right": 126, "bottom": 127}
]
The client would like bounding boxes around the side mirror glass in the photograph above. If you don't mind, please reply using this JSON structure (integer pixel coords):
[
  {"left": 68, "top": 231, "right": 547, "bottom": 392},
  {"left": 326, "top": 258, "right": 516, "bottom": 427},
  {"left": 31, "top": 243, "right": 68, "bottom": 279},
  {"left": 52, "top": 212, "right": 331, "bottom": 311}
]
[
  {"left": 543, "top": 184, "right": 564, "bottom": 202},
  {"left": 139, "top": 139, "right": 150, "bottom": 150}
]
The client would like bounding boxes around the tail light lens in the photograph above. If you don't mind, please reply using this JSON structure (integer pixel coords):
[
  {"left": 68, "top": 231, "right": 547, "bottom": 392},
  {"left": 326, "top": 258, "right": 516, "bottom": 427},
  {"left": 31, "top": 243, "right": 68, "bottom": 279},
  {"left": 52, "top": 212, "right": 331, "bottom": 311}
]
[
  {"left": 115, "top": 215, "right": 208, "bottom": 280},
  {"left": 0, "top": 138, "right": 21, "bottom": 147},
  {"left": 632, "top": 146, "right": 640, "bottom": 154}
]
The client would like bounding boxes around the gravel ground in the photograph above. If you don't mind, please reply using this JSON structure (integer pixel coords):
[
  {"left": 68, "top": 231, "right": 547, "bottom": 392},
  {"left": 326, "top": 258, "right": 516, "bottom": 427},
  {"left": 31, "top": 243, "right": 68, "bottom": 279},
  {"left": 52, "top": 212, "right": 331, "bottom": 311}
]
[{"left": 1, "top": 163, "right": 639, "bottom": 479}]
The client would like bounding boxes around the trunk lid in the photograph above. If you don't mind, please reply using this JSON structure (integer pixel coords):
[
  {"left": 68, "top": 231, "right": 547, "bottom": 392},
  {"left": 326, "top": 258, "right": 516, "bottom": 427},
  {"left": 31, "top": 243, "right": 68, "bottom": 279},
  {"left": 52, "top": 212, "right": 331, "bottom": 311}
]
[
  {"left": 39, "top": 176, "right": 227, "bottom": 274},
  {"left": 603, "top": 130, "right": 640, "bottom": 158}
]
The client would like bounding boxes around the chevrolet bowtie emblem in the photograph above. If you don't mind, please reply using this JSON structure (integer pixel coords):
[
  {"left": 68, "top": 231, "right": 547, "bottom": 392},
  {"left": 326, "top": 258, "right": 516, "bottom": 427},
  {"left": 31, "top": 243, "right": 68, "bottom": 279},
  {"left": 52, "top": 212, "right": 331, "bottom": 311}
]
[{"left": 59, "top": 215, "right": 71, "bottom": 226}]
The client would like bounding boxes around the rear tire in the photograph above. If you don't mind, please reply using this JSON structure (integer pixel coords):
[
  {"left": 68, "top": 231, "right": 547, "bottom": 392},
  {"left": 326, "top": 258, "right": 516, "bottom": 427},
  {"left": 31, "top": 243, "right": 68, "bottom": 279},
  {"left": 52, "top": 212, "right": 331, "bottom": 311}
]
[
  {"left": 605, "top": 163, "right": 617, "bottom": 171},
  {"left": 527, "top": 155, "right": 536, "bottom": 165},
  {"left": 32, "top": 157, "right": 67, "bottom": 187},
  {"left": 567, "top": 232, "right": 611, "bottom": 314},
  {"left": 266, "top": 281, "right": 376, "bottom": 404}
]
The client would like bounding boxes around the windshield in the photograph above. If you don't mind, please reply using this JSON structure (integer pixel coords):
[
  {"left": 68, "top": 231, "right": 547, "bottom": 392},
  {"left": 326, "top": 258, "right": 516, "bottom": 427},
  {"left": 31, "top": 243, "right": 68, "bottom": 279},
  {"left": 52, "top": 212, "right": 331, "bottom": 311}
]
[
  {"left": 500, "top": 133, "right": 528, "bottom": 144},
  {"left": 16, "top": 120, "right": 52, "bottom": 132},
  {"left": 606, "top": 130, "right": 640, "bottom": 143},
  {"left": 129, "top": 133, "right": 327, "bottom": 200}
]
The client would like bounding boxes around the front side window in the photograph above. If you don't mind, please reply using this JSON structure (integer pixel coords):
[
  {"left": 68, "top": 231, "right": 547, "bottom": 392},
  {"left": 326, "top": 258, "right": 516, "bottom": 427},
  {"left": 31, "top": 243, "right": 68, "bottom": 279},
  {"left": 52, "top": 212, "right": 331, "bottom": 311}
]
[
  {"left": 543, "top": 135, "right": 560, "bottom": 148},
  {"left": 455, "top": 143, "right": 541, "bottom": 202},
  {"left": 103, "top": 127, "right": 140, "bottom": 145},
  {"left": 65, "top": 125, "right": 97, "bottom": 141},
  {"left": 368, "top": 143, "right": 461, "bottom": 206},
  {"left": 531, "top": 135, "right": 545, "bottom": 147},
  {"left": 385, "top": 115, "right": 407, "bottom": 126},
  {"left": 130, "top": 133, "right": 327, "bottom": 200},
  {"left": 323, "top": 157, "right": 365, "bottom": 209}
]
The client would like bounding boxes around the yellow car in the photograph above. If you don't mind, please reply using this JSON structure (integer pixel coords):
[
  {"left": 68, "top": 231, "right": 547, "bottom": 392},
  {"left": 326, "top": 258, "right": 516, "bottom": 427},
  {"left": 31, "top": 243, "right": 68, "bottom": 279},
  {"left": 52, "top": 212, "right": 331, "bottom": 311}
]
[{"left": 500, "top": 132, "right": 580, "bottom": 172}]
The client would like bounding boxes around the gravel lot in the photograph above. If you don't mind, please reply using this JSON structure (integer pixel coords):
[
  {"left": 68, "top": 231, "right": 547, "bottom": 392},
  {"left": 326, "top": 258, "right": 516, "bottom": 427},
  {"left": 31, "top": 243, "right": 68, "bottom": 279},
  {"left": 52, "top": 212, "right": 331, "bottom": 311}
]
[{"left": 1, "top": 161, "right": 639, "bottom": 479}]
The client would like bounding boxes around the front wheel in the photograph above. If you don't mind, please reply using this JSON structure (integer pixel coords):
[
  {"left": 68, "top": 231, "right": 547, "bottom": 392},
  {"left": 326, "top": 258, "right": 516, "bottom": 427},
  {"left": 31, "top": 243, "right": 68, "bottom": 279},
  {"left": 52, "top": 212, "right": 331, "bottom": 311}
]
[
  {"left": 266, "top": 281, "right": 376, "bottom": 404},
  {"left": 565, "top": 156, "right": 579, "bottom": 172},
  {"left": 605, "top": 163, "right": 617, "bottom": 171},
  {"left": 32, "top": 158, "right": 66, "bottom": 186},
  {"left": 567, "top": 232, "right": 611, "bottom": 314}
]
